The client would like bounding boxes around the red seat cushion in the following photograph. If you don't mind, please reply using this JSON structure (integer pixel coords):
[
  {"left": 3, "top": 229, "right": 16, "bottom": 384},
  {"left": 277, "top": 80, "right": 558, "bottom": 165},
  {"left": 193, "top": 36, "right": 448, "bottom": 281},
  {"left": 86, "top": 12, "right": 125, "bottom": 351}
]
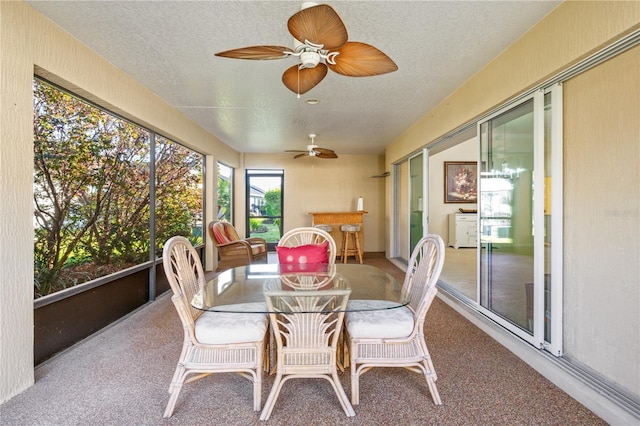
[{"left": 212, "top": 222, "right": 234, "bottom": 244}]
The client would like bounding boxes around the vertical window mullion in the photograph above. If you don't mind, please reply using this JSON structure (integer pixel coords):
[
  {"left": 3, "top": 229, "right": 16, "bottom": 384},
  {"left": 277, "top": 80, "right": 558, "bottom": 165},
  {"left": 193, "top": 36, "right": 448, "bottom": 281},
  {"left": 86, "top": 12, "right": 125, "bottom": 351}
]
[
  {"left": 549, "top": 83, "right": 564, "bottom": 356},
  {"left": 149, "top": 132, "right": 156, "bottom": 300}
]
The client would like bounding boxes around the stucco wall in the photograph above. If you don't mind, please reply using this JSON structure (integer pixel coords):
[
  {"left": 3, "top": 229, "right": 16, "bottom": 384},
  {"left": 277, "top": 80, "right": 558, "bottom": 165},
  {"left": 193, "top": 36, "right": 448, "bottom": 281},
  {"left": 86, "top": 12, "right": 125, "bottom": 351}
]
[
  {"left": 0, "top": 1, "right": 238, "bottom": 402},
  {"left": 386, "top": 1, "right": 640, "bottom": 165},
  {"left": 562, "top": 45, "right": 639, "bottom": 395},
  {"left": 242, "top": 153, "right": 386, "bottom": 252},
  {"left": 385, "top": 0, "right": 640, "bottom": 401}
]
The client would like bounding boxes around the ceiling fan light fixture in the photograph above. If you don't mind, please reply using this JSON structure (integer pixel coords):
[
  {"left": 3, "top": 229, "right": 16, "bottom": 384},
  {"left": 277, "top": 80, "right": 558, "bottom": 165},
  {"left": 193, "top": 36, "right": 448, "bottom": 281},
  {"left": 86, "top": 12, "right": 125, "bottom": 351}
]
[
  {"left": 306, "top": 99, "right": 320, "bottom": 105},
  {"left": 300, "top": 51, "right": 320, "bottom": 68}
]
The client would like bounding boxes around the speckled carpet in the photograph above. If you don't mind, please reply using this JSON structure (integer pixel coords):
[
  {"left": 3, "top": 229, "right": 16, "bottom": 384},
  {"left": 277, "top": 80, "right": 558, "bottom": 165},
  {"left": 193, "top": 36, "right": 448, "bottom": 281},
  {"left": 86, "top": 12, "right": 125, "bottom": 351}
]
[{"left": 0, "top": 253, "right": 605, "bottom": 425}]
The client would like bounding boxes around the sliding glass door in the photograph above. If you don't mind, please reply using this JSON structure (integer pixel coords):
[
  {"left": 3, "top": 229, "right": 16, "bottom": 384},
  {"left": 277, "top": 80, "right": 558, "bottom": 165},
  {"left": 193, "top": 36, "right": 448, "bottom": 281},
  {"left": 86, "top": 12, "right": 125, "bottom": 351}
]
[
  {"left": 479, "top": 99, "right": 535, "bottom": 341},
  {"left": 478, "top": 88, "right": 562, "bottom": 352},
  {"left": 409, "top": 153, "right": 424, "bottom": 254}
]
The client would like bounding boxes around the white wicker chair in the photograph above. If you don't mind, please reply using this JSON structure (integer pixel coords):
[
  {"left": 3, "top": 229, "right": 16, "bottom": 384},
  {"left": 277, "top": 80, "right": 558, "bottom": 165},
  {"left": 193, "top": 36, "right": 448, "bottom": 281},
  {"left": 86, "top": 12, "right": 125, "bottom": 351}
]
[
  {"left": 162, "top": 236, "right": 268, "bottom": 418},
  {"left": 346, "top": 234, "right": 445, "bottom": 406},
  {"left": 278, "top": 227, "right": 337, "bottom": 263},
  {"left": 260, "top": 288, "right": 355, "bottom": 421}
]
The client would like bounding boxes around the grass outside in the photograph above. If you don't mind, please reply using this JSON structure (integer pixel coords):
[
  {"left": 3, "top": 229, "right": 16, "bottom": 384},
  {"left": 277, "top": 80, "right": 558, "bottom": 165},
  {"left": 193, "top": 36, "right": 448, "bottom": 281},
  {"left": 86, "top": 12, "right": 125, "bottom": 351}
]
[{"left": 248, "top": 221, "right": 281, "bottom": 244}]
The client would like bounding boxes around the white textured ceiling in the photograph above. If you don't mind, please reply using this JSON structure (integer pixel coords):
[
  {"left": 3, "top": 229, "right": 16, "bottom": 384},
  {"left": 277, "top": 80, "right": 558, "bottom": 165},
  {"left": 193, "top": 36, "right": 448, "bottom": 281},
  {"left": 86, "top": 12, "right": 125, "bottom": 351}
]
[{"left": 26, "top": 1, "right": 560, "bottom": 155}]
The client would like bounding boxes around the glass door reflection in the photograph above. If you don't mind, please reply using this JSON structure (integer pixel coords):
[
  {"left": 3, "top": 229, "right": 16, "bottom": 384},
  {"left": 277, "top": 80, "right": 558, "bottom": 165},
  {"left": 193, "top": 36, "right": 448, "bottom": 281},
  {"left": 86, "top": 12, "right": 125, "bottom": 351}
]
[{"left": 479, "top": 99, "right": 535, "bottom": 334}]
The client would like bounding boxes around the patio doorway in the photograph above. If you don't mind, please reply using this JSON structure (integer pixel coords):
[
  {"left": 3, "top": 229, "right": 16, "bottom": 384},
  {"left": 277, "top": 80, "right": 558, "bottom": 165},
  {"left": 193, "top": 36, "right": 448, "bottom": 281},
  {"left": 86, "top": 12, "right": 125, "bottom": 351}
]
[{"left": 246, "top": 170, "right": 284, "bottom": 250}]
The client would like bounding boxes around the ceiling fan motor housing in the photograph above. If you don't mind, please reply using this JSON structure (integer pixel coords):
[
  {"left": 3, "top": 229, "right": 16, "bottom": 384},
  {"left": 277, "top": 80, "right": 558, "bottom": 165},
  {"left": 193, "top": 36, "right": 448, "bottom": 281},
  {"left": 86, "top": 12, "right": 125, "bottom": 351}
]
[{"left": 300, "top": 51, "right": 320, "bottom": 68}]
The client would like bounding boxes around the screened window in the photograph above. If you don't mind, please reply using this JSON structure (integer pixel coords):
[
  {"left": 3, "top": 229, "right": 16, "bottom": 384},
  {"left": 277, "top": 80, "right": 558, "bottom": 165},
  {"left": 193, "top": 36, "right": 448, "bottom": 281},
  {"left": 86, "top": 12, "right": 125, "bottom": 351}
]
[
  {"left": 217, "top": 162, "right": 233, "bottom": 223},
  {"left": 154, "top": 136, "right": 204, "bottom": 255},
  {"left": 33, "top": 78, "right": 204, "bottom": 298}
]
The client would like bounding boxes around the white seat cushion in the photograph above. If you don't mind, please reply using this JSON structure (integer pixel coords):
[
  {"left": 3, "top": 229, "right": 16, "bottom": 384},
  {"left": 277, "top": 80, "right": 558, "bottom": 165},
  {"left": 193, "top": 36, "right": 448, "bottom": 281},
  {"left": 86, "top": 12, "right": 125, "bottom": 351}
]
[
  {"left": 195, "top": 302, "right": 267, "bottom": 345},
  {"left": 346, "top": 300, "right": 414, "bottom": 339}
]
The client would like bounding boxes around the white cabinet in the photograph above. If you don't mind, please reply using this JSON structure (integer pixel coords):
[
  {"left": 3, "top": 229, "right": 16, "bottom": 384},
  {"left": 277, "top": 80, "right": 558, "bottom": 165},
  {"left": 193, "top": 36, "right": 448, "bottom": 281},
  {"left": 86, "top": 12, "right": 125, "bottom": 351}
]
[{"left": 448, "top": 214, "right": 477, "bottom": 249}]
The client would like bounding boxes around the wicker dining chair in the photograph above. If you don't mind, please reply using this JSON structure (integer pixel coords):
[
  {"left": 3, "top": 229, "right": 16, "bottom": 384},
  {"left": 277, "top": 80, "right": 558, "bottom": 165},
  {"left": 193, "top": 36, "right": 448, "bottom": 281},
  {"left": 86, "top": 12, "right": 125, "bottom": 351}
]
[
  {"left": 260, "top": 288, "right": 355, "bottom": 421},
  {"left": 277, "top": 227, "right": 337, "bottom": 264},
  {"left": 161, "top": 236, "right": 268, "bottom": 418},
  {"left": 345, "top": 234, "right": 445, "bottom": 406}
]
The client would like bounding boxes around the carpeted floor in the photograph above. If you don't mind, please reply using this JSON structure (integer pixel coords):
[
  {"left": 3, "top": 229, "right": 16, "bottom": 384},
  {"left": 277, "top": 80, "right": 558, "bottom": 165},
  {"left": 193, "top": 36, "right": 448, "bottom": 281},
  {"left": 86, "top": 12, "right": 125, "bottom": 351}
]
[{"left": 0, "top": 253, "right": 605, "bottom": 425}]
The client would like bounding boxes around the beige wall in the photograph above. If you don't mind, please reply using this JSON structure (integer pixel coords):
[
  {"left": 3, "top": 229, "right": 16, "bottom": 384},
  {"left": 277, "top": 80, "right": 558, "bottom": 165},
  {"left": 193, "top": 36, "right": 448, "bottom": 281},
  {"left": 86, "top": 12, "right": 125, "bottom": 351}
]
[
  {"left": 0, "top": 1, "right": 239, "bottom": 402},
  {"left": 562, "top": 45, "right": 639, "bottom": 395},
  {"left": 385, "top": 0, "right": 640, "bottom": 407},
  {"left": 242, "top": 153, "right": 386, "bottom": 252},
  {"left": 387, "top": 1, "right": 640, "bottom": 165}
]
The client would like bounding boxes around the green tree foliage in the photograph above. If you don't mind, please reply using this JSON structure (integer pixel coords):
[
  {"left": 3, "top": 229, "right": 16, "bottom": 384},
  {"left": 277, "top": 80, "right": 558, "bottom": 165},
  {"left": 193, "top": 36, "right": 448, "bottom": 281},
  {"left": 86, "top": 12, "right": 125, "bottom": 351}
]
[
  {"left": 217, "top": 165, "right": 231, "bottom": 222},
  {"left": 155, "top": 137, "right": 203, "bottom": 253},
  {"left": 33, "top": 80, "right": 203, "bottom": 298},
  {"left": 264, "top": 188, "right": 281, "bottom": 217}
]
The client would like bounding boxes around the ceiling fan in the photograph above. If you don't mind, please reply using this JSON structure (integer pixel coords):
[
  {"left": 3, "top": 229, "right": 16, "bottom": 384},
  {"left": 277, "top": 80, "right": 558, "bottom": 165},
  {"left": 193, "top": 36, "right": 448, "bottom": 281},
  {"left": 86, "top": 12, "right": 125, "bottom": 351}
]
[
  {"left": 286, "top": 134, "right": 338, "bottom": 159},
  {"left": 214, "top": 2, "right": 398, "bottom": 95}
]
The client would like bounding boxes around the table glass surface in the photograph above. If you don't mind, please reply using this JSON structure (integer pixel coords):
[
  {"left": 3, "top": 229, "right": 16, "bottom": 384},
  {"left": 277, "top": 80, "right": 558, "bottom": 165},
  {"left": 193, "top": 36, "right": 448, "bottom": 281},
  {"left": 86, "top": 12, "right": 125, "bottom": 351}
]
[{"left": 191, "top": 263, "right": 408, "bottom": 314}]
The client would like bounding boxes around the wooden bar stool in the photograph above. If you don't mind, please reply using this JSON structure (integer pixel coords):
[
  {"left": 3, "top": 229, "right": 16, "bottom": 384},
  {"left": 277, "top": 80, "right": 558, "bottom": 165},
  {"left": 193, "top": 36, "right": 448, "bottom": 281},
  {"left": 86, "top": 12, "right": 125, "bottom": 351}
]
[{"left": 340, "top": 224, "right": 363, "bottom": 264}]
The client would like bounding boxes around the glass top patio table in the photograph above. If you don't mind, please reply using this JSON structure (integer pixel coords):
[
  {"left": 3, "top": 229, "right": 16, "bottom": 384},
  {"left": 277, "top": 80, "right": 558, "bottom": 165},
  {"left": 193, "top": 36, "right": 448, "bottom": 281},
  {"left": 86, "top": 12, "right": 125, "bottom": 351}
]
[{"left": 191, "top": 263, "right": 408, "bottom": 314}]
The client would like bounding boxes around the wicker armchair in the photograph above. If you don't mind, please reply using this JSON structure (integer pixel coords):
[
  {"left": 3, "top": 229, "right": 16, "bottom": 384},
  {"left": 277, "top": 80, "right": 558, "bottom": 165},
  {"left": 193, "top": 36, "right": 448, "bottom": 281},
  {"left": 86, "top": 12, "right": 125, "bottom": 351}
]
[
  {"left": 161, "top": 236, "right": 268, "bottom": 417},
  {"left": 260, "top": 288, "right": 354, "bottom": 420},
  {"left": 277, "top": 227, "right": 337, "bottom": 263},
  {"left": 346, "top": 234, "right": 445, "bottom": 406},
  {"left": 209, "top": 221, "right": 268, "bottom": 271}
]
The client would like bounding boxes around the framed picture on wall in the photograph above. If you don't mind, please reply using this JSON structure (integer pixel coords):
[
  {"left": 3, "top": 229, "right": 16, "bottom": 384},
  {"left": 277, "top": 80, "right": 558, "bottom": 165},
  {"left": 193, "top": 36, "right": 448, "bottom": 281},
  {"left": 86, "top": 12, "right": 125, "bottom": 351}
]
[{"left": 444, "top": 161, "right": 478, "bottom": 203}]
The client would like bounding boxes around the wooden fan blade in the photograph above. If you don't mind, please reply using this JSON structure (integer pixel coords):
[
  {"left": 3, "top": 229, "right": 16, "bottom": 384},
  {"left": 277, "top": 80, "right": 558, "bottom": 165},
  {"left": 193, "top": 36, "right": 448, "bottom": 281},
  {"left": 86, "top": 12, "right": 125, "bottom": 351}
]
[
  {"left": 215, "top": 45, "right": 293, "bottom": 60},
  {"left": 314, "top": 147, "right": 335, "bottom": 154},
  {"left": 293, "top": 152, "right": 309, "bottom": 159},
  {"left": 287, "top": 4, "right": 348, "bottom": 50},
  {"left": 284, "top": 150, "right": 307, "bottom": 153},
  {"left": 282, "top": 63, "right": 328, "bottom": 95},
  {"left": 316, "top": 151, "right": 338, "bottom": 159},
  {"left": 327, "top": 42, "right": 398, "bottom": 76}
]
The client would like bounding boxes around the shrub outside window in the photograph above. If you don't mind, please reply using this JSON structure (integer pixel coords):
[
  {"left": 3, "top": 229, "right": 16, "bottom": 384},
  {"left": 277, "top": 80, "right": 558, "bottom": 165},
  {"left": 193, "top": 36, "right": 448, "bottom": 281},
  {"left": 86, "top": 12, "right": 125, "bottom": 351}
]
[{"left": 33, "top": 79, "right": 203, "bottom": 298}]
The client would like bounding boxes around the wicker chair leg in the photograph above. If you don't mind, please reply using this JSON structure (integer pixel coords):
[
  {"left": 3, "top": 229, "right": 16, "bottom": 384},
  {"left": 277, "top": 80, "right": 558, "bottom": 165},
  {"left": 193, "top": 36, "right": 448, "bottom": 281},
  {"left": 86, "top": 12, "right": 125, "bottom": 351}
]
[
  {"left": 263, "top": 327, "right": 271, "bottom": 373},
  {"left": 259, "top": 374, "right": 285, "bottom": 421},
  {"left": 254, "top": 356, "right": 263, "bottom": 411},
  {"left": 422, "top": 359, "right": 442, "bottom": 405},
  {"left": 336, "top": 330, "right": 348, "bottom": 371},
  {"left": 350, "top": 359, "right": 360, "bottom": 405},
  {"left": 426, "top": 378, "right": 442, "bottom": 405},
  {"left": 253, "top": 379, "right": 262, "bottom": 411},
  {"left": 167, "top": 363, "right": 184, "bottom": 394},
  {"left": 329, "top": 371, "right": 356, "bottom": 416},
  {"left": 163, "top": 381, "right": 184, "bottom": 418}
]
